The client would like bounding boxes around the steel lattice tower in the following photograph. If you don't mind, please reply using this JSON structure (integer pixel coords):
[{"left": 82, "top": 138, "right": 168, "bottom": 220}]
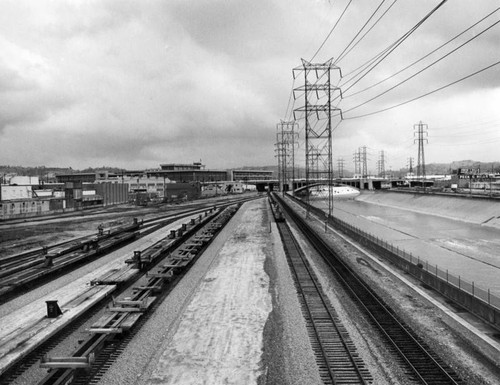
[
  {"left": 414, "top": 121, "right": 428, "bottom": 185},
  {"left": 359, "top": 146, "right": 368, "bottom": 178},
  {"left": 293, "top": 58, "right": 342, "bottom": 217},
  {"left": 274, "top": 139, "right": 284, "bottom": 193},
  {"left": 407, "top": 157, "right": 414, "bottom": 175},
  {"left": 353, "top": 149, "right": 361, "bottom": 176},
  {"left": 276, "top": 120, "right": 298, "bottom": 195},
  {"left": 377, "top": 150, "right": 386, "bottom": 178},
  {"left": 337, "top": 158, "right": 345, "bottom": 179}
]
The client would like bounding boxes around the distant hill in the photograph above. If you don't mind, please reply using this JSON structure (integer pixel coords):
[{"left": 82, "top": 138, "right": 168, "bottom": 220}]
[
  {"left": 398, "top": 160, "right": 500, "bottom": 175},
  {"left": 3, "top": 161, "right": 499, "bottom": 182}
]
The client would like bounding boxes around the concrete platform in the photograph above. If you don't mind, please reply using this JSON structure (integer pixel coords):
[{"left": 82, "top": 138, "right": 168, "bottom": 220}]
[
  {"left": 0, "top": 213, "right": 204, "bottom": 376},
  {"left": 0, "top": 284, "right": 116, "bottom": 375}
]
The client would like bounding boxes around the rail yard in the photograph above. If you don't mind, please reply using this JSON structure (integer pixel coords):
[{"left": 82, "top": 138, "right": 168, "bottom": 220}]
[{"left": 0, "top": 193, "right": 499, "bottom": 384}]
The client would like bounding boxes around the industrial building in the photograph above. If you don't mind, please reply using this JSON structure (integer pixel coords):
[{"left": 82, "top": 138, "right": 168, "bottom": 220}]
[
  {"left": 0, "top": 163, "right": 273, "bottom": 220},
  {"left": 55, "top": 163, "right": 274, "bottom": 185}
]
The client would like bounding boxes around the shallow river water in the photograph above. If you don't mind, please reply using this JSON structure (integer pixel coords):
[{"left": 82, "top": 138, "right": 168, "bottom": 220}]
[{"left": 312, "top": 196, "right": 500, "bottom": 297}]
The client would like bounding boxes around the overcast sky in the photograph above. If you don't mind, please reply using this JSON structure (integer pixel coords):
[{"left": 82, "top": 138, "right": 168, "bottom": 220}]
[{"left": 1, "top": 0, "right": 499, "bottom": 172}]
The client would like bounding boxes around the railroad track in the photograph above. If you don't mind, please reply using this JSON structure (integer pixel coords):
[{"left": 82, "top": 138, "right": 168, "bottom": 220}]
[
  {"left": 275, "top": 193, "right": 463, "bottom": 384},
  {"left": 275, "top": 216, "right": 372, "bottom": 384},
  {"left": 0, "top": 204, "right": 240, "bottom": 384},
  {"left": 0, "top": 197, "right": 257, "bottom": 300}
]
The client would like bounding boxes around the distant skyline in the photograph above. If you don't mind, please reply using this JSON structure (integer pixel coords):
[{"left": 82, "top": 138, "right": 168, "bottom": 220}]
[{"left": 1, "top": 1, "right": 499, "bottom": 172}]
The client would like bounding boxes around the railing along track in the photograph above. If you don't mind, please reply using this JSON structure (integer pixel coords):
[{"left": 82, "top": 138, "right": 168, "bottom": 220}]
[
  {"left": 275, "top": 193, "right": 463, "bottom": 385},
  {"left": 275, "top": 217, "right": 371, "bottom": 384}
]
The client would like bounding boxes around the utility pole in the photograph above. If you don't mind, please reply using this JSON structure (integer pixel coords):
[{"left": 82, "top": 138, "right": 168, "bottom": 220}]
[
  {"left": 377, "top": 150, "right": 386, "bottom": 178},
  {"left": 293, "top": 58, "right": 342, "bottom": 218},
  {"left": 414, "top": 121, "right": 428, "bottom": 190}
]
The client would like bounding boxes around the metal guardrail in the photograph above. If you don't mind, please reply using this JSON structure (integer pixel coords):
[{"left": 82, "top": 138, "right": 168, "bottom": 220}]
[
  {"left": 287, "top": 195, "right": 500, "bottom": 331},
  {"left": 329, "top": 215, "right": 500, "bottom": 311}
]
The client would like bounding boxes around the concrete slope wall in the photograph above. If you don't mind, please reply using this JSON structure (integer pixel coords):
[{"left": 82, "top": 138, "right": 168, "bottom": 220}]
[{"left": 356, "top": 191, "right": 500, "bottom": 228}]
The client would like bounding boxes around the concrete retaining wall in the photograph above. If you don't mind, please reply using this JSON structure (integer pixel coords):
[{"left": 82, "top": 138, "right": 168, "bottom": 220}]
[
  {"left": 356, "top": 190, "right": 500, "bottom": 228},
  {"left": 290, "top": 195, "right": 500, "bottom": 332},
  {"left": 329, "top": 212, "right": 500, "bottom": 331}
]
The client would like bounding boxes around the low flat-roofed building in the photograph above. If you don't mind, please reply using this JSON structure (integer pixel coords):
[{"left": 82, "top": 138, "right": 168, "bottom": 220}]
[
  {"left": 146, "top": 169, "right": 228, "bottom": 183},
  {"left": 56, "top": 173, "right": 97, "bottom": 183},
  {"left": 160, "top": 162, "right": 205, "bottom": 171},
  {"left": 230, "top": 169, "right": 274, "bottom": 181}
]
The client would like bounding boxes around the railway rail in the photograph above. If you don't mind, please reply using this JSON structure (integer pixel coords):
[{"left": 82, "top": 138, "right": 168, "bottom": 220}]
[
  {"left": 270, "top": 197, "right": 372, "bottom": 384},
  {"left": 0, "top": 196, "right": 257, "bottom": 299},
  {"left": 0, "top": 204, "right": 240, "bottom": 384},
  {"left": 273, "top": 193, "right": 463, "bottom": 385}
]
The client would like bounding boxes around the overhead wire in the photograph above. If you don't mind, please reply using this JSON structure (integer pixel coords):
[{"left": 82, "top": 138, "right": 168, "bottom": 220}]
[
  {"left": 344, "top": 7, "right": 500, "bottom": 99},
  {"left": 335, "top": 0, "right": 399, "bottom": 65},
  {"left": 339, "top": 0, "right": 449, "bottom": 93},
  {"left": 343, "top": 17, "right": 500, "bottom": 113},
  {"left": 334, "top": 0, "right": 389, "bottom": 64},
  {"left": 310, "top": 0, "right": 354, "bottom": 63},
  {"left": 343, "top": 59, "right": 500, "bottom": 120}
]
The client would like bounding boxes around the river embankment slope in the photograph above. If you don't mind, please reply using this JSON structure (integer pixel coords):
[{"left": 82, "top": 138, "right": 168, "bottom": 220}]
[{"left": 356, "top": 190, "right": 500, "bottom": 228}]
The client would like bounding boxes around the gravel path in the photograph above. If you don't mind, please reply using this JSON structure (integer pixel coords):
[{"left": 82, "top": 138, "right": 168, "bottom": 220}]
[{"left": 97, "top": 198, "right": 325, "bottom": 385}]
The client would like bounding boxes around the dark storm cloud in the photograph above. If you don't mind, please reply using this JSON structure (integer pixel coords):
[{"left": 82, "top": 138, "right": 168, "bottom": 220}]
[
  {"left": 0, "top": 61, "right": 73, "bottom": 133},
  {"left": 0, "top": 0, "right": 499, "bottom": 169}
]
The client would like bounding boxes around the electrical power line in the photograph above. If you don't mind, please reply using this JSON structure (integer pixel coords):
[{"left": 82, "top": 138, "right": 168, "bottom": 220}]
[
  {"left": 339, "top": 0, "right": 449, "bottom": 91},
  {"left": 334, "top": 0, "right": 389, "bottom": 64},
  {"left": 310, "top": 0, "right": 354, "bottom": 62},
  {"left": 343, "top": 17, "right": 500, "bottom": 113},
  {"left": 344, "top": 59, "right": 500, "bottom": 120},
  {"left": 335, "top": 0, "right": 399, "bottom": 65},
  {"left": 344, "top": 7, "right": 500, "bottom": 99}
]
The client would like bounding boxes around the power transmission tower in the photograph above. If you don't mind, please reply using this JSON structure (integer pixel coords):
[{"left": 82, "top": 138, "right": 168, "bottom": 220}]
[
  {"left": 276, "top": 120, "right": 299, "bottom": 195},
  {"left": 407, "top": 157, "right": 414, "bottom": 175},
  {"left": 359, "top": 146, "right": 368, "bottom": 178},
  {"left": 293, "top": 58, "right": 342, "bottom": 217},
  {"left": 274, "top": 139, "right": 284, "bottom": 192},
  {"left": 353, "top": 149, "right": 361, "bottom": 176},
  {"left": 414, "top": 121, "right": 428, "bottom": 187},
  {"left": 377, "top": 150, "right": 386, "bottom": 178},
  {"left": 337, "top": 158, "right": 345, "bottom": 178}
]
